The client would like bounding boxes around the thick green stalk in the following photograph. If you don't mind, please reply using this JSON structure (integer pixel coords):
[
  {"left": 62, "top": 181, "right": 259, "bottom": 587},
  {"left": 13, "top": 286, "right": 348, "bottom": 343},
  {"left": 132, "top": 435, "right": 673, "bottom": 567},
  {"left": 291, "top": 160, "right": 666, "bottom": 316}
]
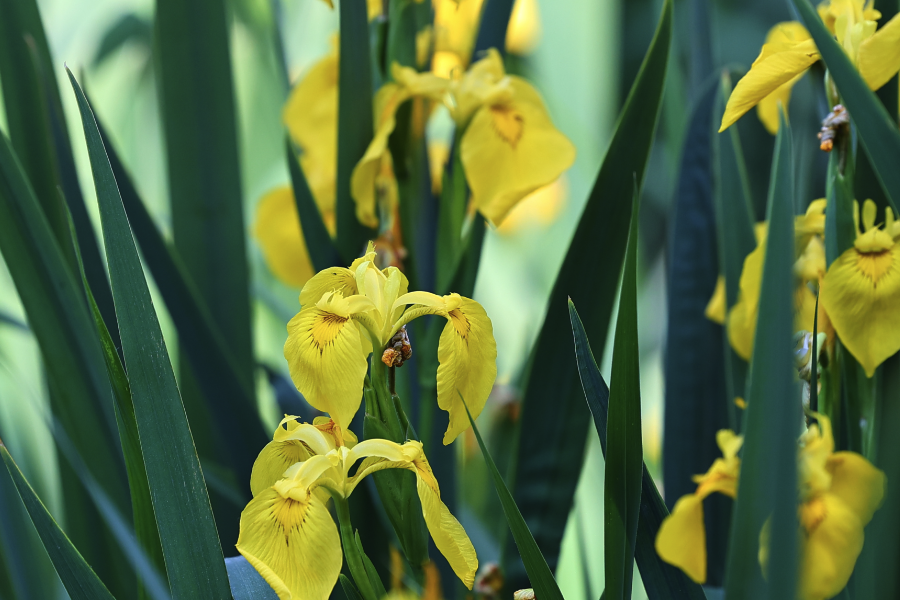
[{"left": 334, "top": 497, "right": 378, "bottom": 600}]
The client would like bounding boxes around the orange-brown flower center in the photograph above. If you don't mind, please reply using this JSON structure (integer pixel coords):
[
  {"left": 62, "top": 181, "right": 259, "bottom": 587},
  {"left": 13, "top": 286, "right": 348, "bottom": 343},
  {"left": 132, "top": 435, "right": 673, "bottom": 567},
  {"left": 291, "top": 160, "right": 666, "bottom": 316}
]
[{"left": 310, "top": 311, "right": 349, "bottom": 349}]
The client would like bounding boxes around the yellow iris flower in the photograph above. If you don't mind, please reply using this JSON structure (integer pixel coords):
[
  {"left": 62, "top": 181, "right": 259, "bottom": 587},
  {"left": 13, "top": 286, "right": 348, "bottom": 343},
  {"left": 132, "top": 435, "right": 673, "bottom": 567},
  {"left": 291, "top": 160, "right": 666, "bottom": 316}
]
[
  {"left": 283, "top": 244, "right": 497, "bottom": 443},
  {"left": 720, "top": 0, "right": 900, "bottom": 134},
  {"left": 655, "top": 430, "right": 744, "bottom": 583},
  {"left": 237, "top": 417, "right": 478, "bottom": 600},
  {"left": 450, "top": 49, "right": 576, "bottom": 226},
  {"left": 821, "top": 200, "right": 900, "bottom": 377},
  {"left": 760, "top": 414, "right": 885, "bottom": 600},
  {"left": 721, "top": 201, "right": 826, "bottom": 360}
]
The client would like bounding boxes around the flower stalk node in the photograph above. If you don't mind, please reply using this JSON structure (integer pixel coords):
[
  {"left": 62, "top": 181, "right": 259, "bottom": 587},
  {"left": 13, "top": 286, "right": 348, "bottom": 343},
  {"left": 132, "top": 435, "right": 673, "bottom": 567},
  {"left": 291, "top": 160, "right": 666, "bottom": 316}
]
[{"left": 818, "top": 104, "right": 849, "bottom": 152}]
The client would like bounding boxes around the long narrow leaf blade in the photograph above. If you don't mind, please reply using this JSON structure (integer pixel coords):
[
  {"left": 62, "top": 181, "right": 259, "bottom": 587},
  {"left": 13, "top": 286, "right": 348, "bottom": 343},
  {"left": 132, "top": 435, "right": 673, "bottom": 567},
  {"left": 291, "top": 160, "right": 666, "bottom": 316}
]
[
  {"left": 465, "top": 404, "right": 564, "bottom": 600},
  {"left": 793, "top": 0, "right": 900, "bottom": 212},
  {"left": 723, "top": 112, "right": 799, "bottom": 599},
  {"left": 509, "top": 0, "right": 672, "bottom": 584},
  {"left": 67, "top": 69, "right": 232, "bottom": 600},
  {"left": 604, "top": 190, "right": 644, "bottom": 600},
  {"left": 569, "top": 301, "right": 707, "bottom": 600},
  {"left": 286, "top": 139, "right": 342, "bottom": 270},
  {"left": 0, "top": 443, "right": 116, "bottom": 600},
  {"left": 225, "top": 556, "right": 279, "bottom": 600}
]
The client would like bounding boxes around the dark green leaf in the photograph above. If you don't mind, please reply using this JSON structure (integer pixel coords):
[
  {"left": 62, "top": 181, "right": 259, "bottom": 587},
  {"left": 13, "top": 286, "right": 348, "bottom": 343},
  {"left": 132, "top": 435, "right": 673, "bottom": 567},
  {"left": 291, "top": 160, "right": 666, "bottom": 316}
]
[
  {"left": 723, "top": 111, "right": 799, "bottom": 599},
  {"left": 225, "top": 556, "right": 279, "bottom": 600},
  {"left": 473, "top": 0, "right": 514, "bottom": 55},
  {"left": 67, "top": 69, "right": 232, "bottom": 599},
  {"left": 664, "top": 76, "right": 731, "bottom": 586},
  {"left": 604, "top": 189, "right": 644, "bottom": 600},
  {"left": 339, "top": 574, "right": 365, "bottom": 600},
  {"left": 336, "top": 0, "right": 377, "bottom": 261},
  {"left": 508, "top": 0, "right": 672, "bottom": 586},
  {"left": 824, "top": 151, "right": 856, "bottom": 266},
  {"left": 569, "top": 301, "right": 707, "bottom": 600},
  {"left": 464, "top": 402, "right": 565, "bottom": 600},
  {"left": 793, "top": 0, "right": 900, "bottom": 213},
  {"left": 0, "top": 443, "right": 115, "bottom": 600},
  {"left": 286, "top": 139, "right": 342, "bottom": 271},
  {"left": 92, "top": 13, "right": 153, "bottom": 67},
  {"left": 155, "top": 0, "right": 256, "bottom": 535}
]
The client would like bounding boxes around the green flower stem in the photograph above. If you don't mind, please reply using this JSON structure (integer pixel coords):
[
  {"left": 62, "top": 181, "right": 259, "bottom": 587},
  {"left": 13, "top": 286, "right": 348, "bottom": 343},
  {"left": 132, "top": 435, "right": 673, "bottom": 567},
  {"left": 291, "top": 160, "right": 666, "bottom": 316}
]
[{"left": 334, "top": 496, "right": 378, "bottom": 600}]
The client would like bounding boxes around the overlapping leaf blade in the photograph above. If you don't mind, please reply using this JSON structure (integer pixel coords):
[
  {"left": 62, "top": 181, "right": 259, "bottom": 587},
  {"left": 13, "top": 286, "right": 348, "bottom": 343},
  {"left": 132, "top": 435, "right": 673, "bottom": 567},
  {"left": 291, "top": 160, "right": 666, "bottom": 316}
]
[
  {"left": 67, "top": 69, "right": 232, "bottom": 600},
  {"left": 569, "top": 301, "right": 707, "bottom": 600},
  {"left": 508, "top": 0, "right": 672, "bottom": 585},
  {"left": 793, "top": 0, "right": 900, "bottom": 212},
  {"left": 286, "top": 139, "right": 342, "bottom": 270},
  {"left": 723, "top": 112, "right": 799, "bottom": 599},
  {"left": 225, "top": 556, "right": 279, "bottom": 600}
]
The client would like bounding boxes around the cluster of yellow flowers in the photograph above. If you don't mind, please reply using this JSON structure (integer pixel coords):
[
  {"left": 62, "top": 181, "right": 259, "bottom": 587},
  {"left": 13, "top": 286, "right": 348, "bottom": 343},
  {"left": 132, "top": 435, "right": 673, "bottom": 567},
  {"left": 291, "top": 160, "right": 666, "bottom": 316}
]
[
  {"left": 655, "top": 415, "right": 885, "bottom": 600},
  {"left": 254, "top": 0, "right": 574, "bottom": 289},
  {"left": 720, "top": 0, "right": 900, "bottom": 134}
]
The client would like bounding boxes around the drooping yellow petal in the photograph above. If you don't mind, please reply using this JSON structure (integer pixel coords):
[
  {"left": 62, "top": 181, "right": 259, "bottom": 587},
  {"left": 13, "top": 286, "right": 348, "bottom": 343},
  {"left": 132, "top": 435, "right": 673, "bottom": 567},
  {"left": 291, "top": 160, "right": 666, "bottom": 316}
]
[
  {"left": 237, "top": 489, "right": 342, "bottom": 600},
  {"left": 298, "top": 267, "right": 358, "bottom": 307},
  {"left": 496, "top": 177, "right": 568, "bottom": 235},
  {"left": 826, "top": 451, "right": 886, "bottom": 525},
  {"left": 821, "top": 243, "right": 900, "bottom": 377},
  {"left": 705, "top": 276, "right": 726, "bottom": 325},
  {"left": 412, "top": 452, "right": 478, "bottom": 587},
  {"left": 435, "top": 296, "right": 498, "bottom": 444},
  {"left": 284, "top": 305, "right": 370, "bottom": 430},
  {"left": 719, "top": 38, "right": 819, "bottom": 132},
  {"left": 250, "top": 439, "right": 313, "bottom": 497},
  {"left": 461, "top": 78, "right": 576, "bottom": 226},
  {"left": 798, "top": 494, "right": 865, "bottom": 600},
  {"left": 654, "top": 494, "right": 707, "bottom": 584},
  {"left": 754, "top": 23, "right": 814, "bottom": 134},
  {"left": 254, "top": 187, "right": 316, "bottom": 288},
  {"left": 283, "top": 47, "right": 338, "bottom": 215},
  {"left": 858, "top": 13, "right": 900, "bottom": 90}
]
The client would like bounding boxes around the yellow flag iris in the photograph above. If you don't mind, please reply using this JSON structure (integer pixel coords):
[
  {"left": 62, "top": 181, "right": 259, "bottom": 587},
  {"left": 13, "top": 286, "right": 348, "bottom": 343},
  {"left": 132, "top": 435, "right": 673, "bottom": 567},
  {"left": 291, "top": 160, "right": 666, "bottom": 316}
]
[
  {"left": 283, "top": 244, "right": 497, "bottom": 443},
  {"left": 786, "top": 414, "right": 884, "bottom": 600},
  {"left": 451, "top": 49, "right": 576, "bottom": 226},
  {"left": 821, "top": 200, "right": 900, "bottom": 377},
  {"left": 720, "top": 0, "right": 900, "bottom": 133},
  {"left": 655, "top": 430, "right": 743, "bottom": 583},
  {"left": 237, "top": 418, "right": 478, "bottom": 600}
]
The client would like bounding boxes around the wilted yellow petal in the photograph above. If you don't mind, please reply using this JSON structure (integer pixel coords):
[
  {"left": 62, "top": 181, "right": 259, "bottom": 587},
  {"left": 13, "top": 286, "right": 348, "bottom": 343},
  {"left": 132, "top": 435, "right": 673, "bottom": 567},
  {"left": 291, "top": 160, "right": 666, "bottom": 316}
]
[
  {"left": 798, "top": 494, "right": 864, "bottom": 600},
  {"left": 655, "top": 494, "right": 707, "bottom": 584},
  {"left": 719, "top": 38, "right": 819, "bottom": 132},
  {"left": 821, "top": 243, "right": 900, "bottom": 376},
  {"left": 284, "top": 305, "right": 370, "bottom": 429},
  {"left": 461, "top": 78, "right": 575, "bottom": 226},
  {"left": 284, "top": 48, "right": 338, "bottom": 215},
  {"left": 412, "top": 454, "right": 478, "bottom": 587},
  {"left": 435, "top": 297, "right": 497, "bottom": 444},
  {"left": 705, "top": 276, "right": 726, "bottom": 325},
  {"left": 237, "top": 489, "right": 342, "bottom": 600},
  {"left": 826, "top": 451, "right": 886, "bottom": 525},
  {"left": 254, "top": 187, "right": 316, "bottom": 288},
  {"left": 858, "top": 13, "right": 900, "bottom": 89}
]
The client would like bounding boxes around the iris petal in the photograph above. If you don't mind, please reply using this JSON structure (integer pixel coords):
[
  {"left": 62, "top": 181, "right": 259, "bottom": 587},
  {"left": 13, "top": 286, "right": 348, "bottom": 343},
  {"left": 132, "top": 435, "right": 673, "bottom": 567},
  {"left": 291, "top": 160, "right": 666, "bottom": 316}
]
[
  {"left": 254, "top": 187, "right": 316, "bottom": 288},
  {"left": 798, "top": 494, "right": 864, "bottom": 600},
  {"left": 299, "top": 267, "right": 358, "bottom": 308},
  {"left": 654, "top": 495, "right": 707, "bottom": 584},
  {"left": 250, "top": 440, "right": 313, "bottom": 497},
  {"left": 858, "top": 13, "right": 900, "bottom": 90},
  {"left": 236, "top": 489, "right": 342, "bottom": 600},
  {"left": 826, "top": 451, "right": 886, "bottom": 525}
]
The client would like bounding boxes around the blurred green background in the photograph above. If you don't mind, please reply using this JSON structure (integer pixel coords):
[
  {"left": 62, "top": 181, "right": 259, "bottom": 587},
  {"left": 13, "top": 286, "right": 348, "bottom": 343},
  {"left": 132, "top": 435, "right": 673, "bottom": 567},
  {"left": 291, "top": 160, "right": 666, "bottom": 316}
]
[{"left": 0, "top": 0, "right": 814, "bottom": 598}]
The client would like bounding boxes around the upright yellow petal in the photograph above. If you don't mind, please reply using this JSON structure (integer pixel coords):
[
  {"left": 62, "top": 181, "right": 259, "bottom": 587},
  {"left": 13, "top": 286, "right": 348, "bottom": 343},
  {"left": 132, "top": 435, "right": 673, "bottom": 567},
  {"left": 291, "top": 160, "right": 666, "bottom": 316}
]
[
  {"left": 858, "top": 13, "right": 900, "bottom": 90},
  {"left": 705, "top": 276, "right": 726, "bottom": 325},
  {"left": 798, "top": 494, "right": 864, "bottom": 600},
  {"left": 254, "top": 187, "right": 316, "bottom": 288},
  {"left": 435, "top": 297, "right": 498, "bottom": 444},
  {"left": 412, "top": 453, "right": 478, "bottom": 588},
  {"left": 654, "top": 495, "right": 707, "bottom": 584},
  {"left": 821, "top": 243, "right": 900, "bottom": 376},
  {"left": 237, "top": 489, "right": 342, "bottom": 600},
  {"left": 826, "top": 451, "right": 886, "bottom": 525},
  {"left": 284, "top": 305, "right": 370, "bottom": 430},
  {"left": 461, "top": 78, "right": 575, "bottom": 226},
  {"left": 719, "top": 38, "right": 819, "bottom": 132}
]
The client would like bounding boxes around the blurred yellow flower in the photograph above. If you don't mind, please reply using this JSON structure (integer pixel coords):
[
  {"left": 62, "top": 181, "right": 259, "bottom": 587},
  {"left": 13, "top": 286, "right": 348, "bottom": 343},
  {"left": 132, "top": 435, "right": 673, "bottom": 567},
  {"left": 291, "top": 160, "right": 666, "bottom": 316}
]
[
  {"left": 821, "top": 200, "right": 900, "bottom": 377},
  {"left": 495, "top": 176, "right": 567, "bottom": 235},
  {"left": 452, "top": 49, "right": 576, "bottom": 226},
  {"left": 506, "top": 0, "right": 542, "bottom": 55},
  {"left": 237, "top": 420, "right": 477, "bottom": 600},
  {"left": 705, "top": 275, "right": 726, "bottom": 325},
  {"left": 283, "top": 44, "right": 338, "bottom": 214},
  {"left": 720, "top": 0, "right": 900, "bottom": 134},
  {"left": 254, "top": 186, "right": 334, "bottom": 288},
  {"left": 655, "top": 430, "right": 743, "bottom": 583},
  {"left": 284, "top": 244, "right": 497, "bottom": 443}
]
